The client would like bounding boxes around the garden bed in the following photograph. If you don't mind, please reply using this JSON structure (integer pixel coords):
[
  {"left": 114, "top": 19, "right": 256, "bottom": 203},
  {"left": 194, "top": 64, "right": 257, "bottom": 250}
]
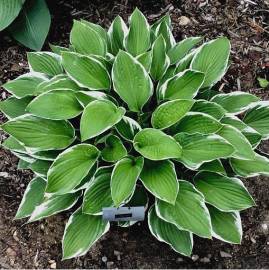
[{"left": 0, "top": 0, "right": 269, "bottom": 268}]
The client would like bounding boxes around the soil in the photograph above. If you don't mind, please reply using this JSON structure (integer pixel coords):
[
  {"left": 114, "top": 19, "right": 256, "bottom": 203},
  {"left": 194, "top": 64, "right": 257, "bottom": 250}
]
[{"left": 1, "top": 0, "right": 269, "bottom": 268}]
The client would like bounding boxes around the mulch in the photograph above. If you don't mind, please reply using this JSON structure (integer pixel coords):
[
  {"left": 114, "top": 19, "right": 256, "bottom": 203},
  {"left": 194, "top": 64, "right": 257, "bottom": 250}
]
[{"left": 0, "top": 0, "right": 269, "bottom": 268}]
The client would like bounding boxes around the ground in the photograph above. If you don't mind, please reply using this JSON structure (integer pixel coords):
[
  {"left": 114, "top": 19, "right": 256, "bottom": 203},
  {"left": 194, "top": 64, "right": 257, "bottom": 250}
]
[{"left": 0, "top": 0, "right": 269, "bottom": 268}]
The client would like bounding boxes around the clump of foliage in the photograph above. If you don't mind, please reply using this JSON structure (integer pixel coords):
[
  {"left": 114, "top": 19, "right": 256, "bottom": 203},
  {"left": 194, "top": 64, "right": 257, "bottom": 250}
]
[
  {"left": 1, "top": 8, "right": 269, "bottom": 259},
  {"left": 0, "top": 0, "right": 51, "bottom": 50}
]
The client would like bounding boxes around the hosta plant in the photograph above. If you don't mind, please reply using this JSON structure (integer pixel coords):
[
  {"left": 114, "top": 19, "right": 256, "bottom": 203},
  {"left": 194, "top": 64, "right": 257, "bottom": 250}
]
[
  {"left": 0, "top": 0, "right": 51, "bottom": 50},
  {"left": 1, "top": 8, "right": 269, "bottom": 259}
]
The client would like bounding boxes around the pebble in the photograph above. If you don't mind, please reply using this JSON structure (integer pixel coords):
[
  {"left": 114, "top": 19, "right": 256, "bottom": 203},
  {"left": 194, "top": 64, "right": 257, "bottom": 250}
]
[
  {"left": 101, "top": 256, "right": 108, "bottom": 263},
  {"left": 178, "top": 16, "right": 191, "bottom": 26},
  {"left": 200, "top": 257, "right": 210, "bottom": 263},
  {"left": 250, "top": 237, "right": 256, "bottom": 244},
  {"left": 191, "top": 254, "right": 199, "bottom": 261},
  {"left": 107, "top": 261, "right": 114, "bottom": 268},
  {"left": 261, "top": 223, "right": 268, "bottom": 232},
  {"left": 220, "top": 251, "right": 232, "bottom": 258},
  {"left": 176, "top": 257, "right": 184, "bottom": 262},
  {"left": 114, "top": 250, "right": 121, "bottom": 261},
  {"left": 13, "top": 230, "right": 20, "bottom": 242},
  {"left": 6, "top": 247, "right": 16, "bottom": 257},
  {"left": 0, "top": 172, "right": 9, "bottom": 178},
  {"left": 50, "top": 262, "right": 57, "bottom": 269}
]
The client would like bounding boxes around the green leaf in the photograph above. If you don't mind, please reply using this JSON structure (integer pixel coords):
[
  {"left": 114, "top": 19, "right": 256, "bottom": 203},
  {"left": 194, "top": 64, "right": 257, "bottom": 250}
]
[
  {"left": 230, "top": 154, "right": 269, "bottom": 177},
  {"left": 211, "top": 92, "right": 259, "bottom": 114},
  {"left": 28, "top": 159, "right": 51, "bottom": 177},
  {"left": 2, "top": 136, "right": 27, "bottom": 154},
  {"left": 257, "top": 77, "right": 269, "bottom": 88},
  {"left": 208, "top": 205, "right": 242, "bottom": 244},
  {"left": 242, "top": 126, "right": 262, "bottom": 148},
  {"left": 194, "top": 171, "right": 255, "bottom": 211},
  {"left": 70, "top": 20, "right": 106, "bottom": 56},
  {"left": 62, "top": 52, "right": 111, "bottom": 90},
  {"left": 14, "top": 152, "right": 36, "bottom": 163},
  {"left": 174, "top": 133, "right": 234, "bottom": 169},
  {"left": 0, "top": 0, "right": 23, "bottom": 31},
  {"left": 108, "top": 15, "right": 128, "bottom": 55},
  {"left": 175, "top": 50, "right": 196, "bottom": 73},
  {"left": 136, "top": 51, "right": 152, "bottom": 72},
  {"left": 154, "top": 21, "right": 175, "bottom": 51},
  {"left": 159, "top": 70, "right": 205, "bottom": 101},
  {"left": 151, "top": 14, "right": 172, "bottom": 36},
  {"left": 111, "top": 156, "right": 144, "bottom": 207},
  {"left": 148, "top": 206, "right": 193, "bottom": 256},
  {"left": 80, "top": 100, "right": 125, "bottom": 141},
  {"left": 170, "top": 112, "right": 222, "bottom": 135},
  {"left": 80, "top": 19, "right": 108, "bottom": 45},
  {"left": 17, "top": 159, "right": 31, "bottom": 169},
  {"left": 190, "top": 37, "right": 230, "bottom": 88},
  {"left": 198, "top": 159, "right": 226, "bottom": 175},
  {"left": 134, "top": 128, "right": 182, "bottom": 160},
  {"left": 217, "top": 125, "right": 255, "bottom": 160},
  {"left": 0, "top": 96, "right": 32, "bottom": 119},
  {"left": 191, "top": 99, "right": 226, "bottom": 120},
  {"left": 168, "top": 37, "right": 202, "bottom": 65},
  {"left": 156, "top": 180, "right": 212, "bottom": 238},
  {"left": 9, "top": 0, "right": 51, "bottom": 51},
  {"left": 220, "top": 115, "right": 247, "bottom": 131},
  {"left": 3, "top": 73, "right": 47, "bottom": 98},
  {"left": 29, "top": 150, "right": 60, "bottom": 161},
  {"left": 150, "top": 35, "right": 170, "bottom": 81},
  {"left": 101, "top": 135, "right": 127, "bottom": 162},
  {"left": 152, "top": 99, "right": 194, "bottom": 130},
  {"left": 49, "top": 44, "right": 70, "bottom": 55},
  {"left": 196, "top": 87, "right": 218, "bottom": 100},
  {"left": 1, "top": 115, "right": 75, "bottom": 151},
  {"left": 27, "top": 90, "right": 83, "bottom": 120},
  {"left": 243, "top": 101, "right": 269, "bottom": 139},
  {"left": 34, "top": 74, "right": 80, "bottom": 95},
  {"left": 72, "top": 163, "right": 97, "bottom": 192},
  {"left": 29, "top": 192, "right": 80, "bottom": 222},
  {"left": 75, "top": 91, "right": 114, "bottom": 107},
  {"left": 112, "top": 50, "right": 153, "bottom": 112},
  {"left": 83, "top": 167, "right": 114, "bottom": 215},
  {"left": 125, "top": 8, "right": 150, "bottom": 56},
  {"left": 28, "top": 52, "right": 63, "bottom": 76},
  {"left": 140, "top": 159, "right": 178, "bottom": 204},
  {"left": 47, "top": 144, "right": 99, "bottom": 194},
  {"left": 15, "top": 177, "right": 46, "bottom": 219},
  {"left": 63, "top": 208, "right": 109, "bottom": 260},
  {"left": 118, "top": 186, "right": 148, "bottom": 227},
  {"left": 115, "top": 116, "right": 141, "bottom": 141}
]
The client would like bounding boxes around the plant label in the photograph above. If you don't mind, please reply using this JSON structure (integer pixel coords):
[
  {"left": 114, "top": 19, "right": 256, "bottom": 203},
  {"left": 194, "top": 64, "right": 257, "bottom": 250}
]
[{"left": 102, "top": 206, "right": 145, "bottom": 222}]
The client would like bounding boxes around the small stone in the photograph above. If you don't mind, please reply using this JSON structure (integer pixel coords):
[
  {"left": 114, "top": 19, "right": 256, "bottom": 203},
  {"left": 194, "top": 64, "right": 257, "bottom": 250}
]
[
  {"left": 50, "top": 262, "right": 56, "bottom": 269},
  {"left": 200, "top": 257, "right": 210, "bottom": 263},
  {"left": 13, "top": 231, "right": 20, "bottom": 242},
  {"left": 261, "top": 223, "right": 268, "bottom": 232},
  {"left": 0, "top": 172, "right": 9, "bottom": 178},
  {"left": 6, "top": 247, "right": 16, "bottom": 257},
  {"left": 220, "top": 251, "right": 232, "bottom": 258},
  {"left": 114, "top": 250, "right": 121, "bottom": 261},
  {"left": 101, "top": 256, "right": 108, "bottom": 263},
  {"left": 178, "top": 16, "right": 191, "bottom": 26},
  {"left": 177, "top": 257, "right": 184, "bottom": 262},
  {"left": 250, "top": 237, "right": 256, "bottom": 244},
  {"left": 107, "top": 261, "right": 114, "bottom": 268},
  {"left": 191, "top": 254, "right": 199, "bottom": 261}
]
